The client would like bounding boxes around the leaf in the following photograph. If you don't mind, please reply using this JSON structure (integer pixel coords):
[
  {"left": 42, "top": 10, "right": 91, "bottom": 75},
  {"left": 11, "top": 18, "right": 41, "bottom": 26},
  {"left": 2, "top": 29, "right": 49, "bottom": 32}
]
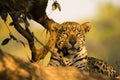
[
  {"left": 42, "top": 51, "right": 52, "bottom": 66},
  {"left": 52, "top": 4, "right": 57, "bottom": 11},
  {"left": 57, "top": 3, "right": 61, "bottom": 11},
  {"left": 9, "top": 22, "right": 14, "bottom": 26},
  {"left": 1, "top": 38, "right": 11, "bottom": 45},
  {"left": 52, "top": 1, "right": 61, "bottom": 11}
]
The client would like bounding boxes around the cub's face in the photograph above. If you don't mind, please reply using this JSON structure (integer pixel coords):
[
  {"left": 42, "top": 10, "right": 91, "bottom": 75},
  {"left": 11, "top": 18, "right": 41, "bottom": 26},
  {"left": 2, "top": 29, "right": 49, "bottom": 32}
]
[{"left": 55, "top": 22, "right": 90, "bottom": 55}]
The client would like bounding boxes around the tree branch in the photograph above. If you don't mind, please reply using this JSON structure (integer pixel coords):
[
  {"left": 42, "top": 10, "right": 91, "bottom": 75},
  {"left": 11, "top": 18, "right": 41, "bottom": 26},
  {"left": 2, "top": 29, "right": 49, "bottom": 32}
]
[
  {"left": 9, "top": 13, "right": 37, "bottom": 62},
  {"left": 0, "top": 0, "right": 60, "bottom": 61}
]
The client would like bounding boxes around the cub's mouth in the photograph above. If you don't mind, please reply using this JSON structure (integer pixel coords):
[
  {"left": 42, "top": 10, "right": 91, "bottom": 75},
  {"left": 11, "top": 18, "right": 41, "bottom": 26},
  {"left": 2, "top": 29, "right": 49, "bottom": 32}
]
[
  {"left": 68, "top": 47, "right": 80, "bottom": 54},
  {"left": 69, "top": 47, "right": 80, "bottom": 51},
  {"left": 61, "top": 46, "right": 81, "bottom": 56}
]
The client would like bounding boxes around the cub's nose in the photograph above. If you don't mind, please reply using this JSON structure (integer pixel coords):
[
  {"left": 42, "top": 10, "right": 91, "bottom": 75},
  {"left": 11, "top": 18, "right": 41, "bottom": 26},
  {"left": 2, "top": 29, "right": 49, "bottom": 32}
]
[{"left": 69, "top": 37, "right": 76, "bottom": 46}]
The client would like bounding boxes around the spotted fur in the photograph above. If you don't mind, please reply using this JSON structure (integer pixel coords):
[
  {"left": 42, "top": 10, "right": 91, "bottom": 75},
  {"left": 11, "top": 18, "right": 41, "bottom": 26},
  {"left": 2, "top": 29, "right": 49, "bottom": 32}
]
[{"left": 48, "top": 22, "right": 117, "bottom": 77}]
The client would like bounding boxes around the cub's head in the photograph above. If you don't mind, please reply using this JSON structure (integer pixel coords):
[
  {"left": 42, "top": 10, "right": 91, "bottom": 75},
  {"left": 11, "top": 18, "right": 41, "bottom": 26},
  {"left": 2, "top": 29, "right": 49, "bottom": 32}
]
[{"left": 55, "top": 22, "right": 91, "bottom": 55}]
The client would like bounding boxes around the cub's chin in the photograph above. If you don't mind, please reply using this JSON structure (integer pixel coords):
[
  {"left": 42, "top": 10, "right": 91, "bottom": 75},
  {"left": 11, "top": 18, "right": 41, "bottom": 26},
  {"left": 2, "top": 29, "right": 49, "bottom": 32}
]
[{"left": 68, "top": 50, "right": 77, "bottom": 55}]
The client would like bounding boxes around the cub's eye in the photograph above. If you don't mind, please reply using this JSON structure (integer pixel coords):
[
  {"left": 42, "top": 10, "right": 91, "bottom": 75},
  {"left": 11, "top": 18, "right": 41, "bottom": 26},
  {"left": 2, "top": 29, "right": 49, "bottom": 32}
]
[
  {"left": 76, "top": 33, "right": 81, "bottom": 37},
  {"left": 62, "top": 33, "right": 68, "bottom": 37}
]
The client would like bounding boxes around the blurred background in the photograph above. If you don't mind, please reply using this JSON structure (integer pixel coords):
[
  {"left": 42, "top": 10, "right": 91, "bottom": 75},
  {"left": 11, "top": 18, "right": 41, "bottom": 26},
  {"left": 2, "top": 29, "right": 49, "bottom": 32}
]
[{"left": 0, "top": 0, "right": 120, "bottom": 74}]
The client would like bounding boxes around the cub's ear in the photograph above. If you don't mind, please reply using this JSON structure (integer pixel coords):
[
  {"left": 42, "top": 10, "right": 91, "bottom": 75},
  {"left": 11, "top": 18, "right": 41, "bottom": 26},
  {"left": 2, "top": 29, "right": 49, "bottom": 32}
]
[{"left": 81, "top": 22, "right": 91, "bottom": 33}]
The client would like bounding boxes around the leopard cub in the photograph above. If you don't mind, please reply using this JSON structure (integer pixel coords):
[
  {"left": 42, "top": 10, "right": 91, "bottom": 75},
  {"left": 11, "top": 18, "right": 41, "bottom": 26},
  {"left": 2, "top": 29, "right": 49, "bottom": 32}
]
[{"left": 48, "top": 21, "right": 117, "bottom": 77}]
